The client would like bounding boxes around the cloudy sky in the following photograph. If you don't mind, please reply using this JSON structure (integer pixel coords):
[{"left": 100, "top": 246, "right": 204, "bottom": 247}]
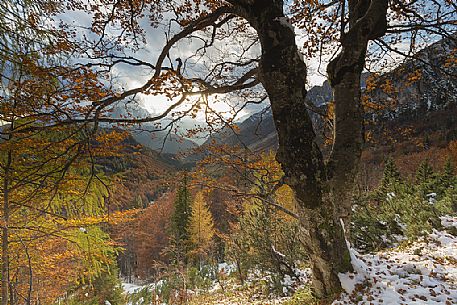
[
  {"left": 61, "top": 5, "right": 333, "bottom": 128},
  {"left": 61, "top": 1, "right": 452, "bottom": 133}
]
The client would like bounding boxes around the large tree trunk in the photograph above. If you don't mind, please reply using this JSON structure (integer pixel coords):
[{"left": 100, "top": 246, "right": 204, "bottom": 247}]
[
  {"left": 231, "top": 0, "right": 389, "bottom": 300},
  {"left": 327, "top": 0, "right": 388, "bottom": 228},
  {"left": 326, "top": 66, "right": 365, "bottom": 229},
  {"left": 234, "top": 0, "right": 352, "bottom": 299}
]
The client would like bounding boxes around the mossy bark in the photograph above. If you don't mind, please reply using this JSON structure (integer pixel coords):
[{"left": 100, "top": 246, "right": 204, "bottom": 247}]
[
  {"left": 233, "top": 0, "right": 353, "bottom": 298},
  {"left": 230, "top": 0, "right": 388, "bottom": 300}
]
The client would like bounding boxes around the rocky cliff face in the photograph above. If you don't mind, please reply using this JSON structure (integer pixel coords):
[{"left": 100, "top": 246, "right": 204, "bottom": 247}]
[
  {"left": 205, "top": 36, "right": 457, "bottom": 154},
  {"left": 367, "top": 36, "right": 457, "bottom": 120}
]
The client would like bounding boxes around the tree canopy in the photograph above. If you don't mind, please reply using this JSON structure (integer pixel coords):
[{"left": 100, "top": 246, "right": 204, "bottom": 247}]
[{"left": 1, "top": 0, "right": 456, "bottom": 302}]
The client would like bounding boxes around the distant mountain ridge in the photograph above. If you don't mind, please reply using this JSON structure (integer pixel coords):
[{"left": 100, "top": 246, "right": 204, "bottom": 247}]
[
  {"left": 131, "top": 129, "right": 198, "bottom": 155},
  {"left": 109, "top": 104, "right": 199, "bottom": 155},
  {"left": 96, "top": 132, "right": 180, "bottom": 209},
  {"left": 201, "top": 36, "right": 457, "bottom": 154}
]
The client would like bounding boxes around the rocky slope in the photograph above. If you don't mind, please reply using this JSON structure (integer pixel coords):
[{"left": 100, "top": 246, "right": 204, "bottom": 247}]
[{"left": 201, "top": 36, "right": 457, "bottom": 158}]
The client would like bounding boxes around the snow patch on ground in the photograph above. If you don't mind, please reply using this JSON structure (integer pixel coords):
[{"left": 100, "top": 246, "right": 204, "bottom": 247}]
[
  {"left": 121, "top": 216, "right": 457, "bottom": 304},
  {"left": 122, "top": 283, "right": 145, "bottom": 294},
  {"left": 218, "top": 262, "right": 237, "bottom": 275},
  {"left": 441, "top": 215, "right": 457, "bottom": 228},
  {"left": 334, "top": 217, "right": 457, "bottom": 305}
]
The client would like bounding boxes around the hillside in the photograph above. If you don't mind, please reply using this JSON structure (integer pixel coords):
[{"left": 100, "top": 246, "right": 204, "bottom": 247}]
[
  {"left": 198, "top": 36, "right": 457, "bottom": 176},
  {"left": 110, "top": 105, "right": 199, "bottom": 155},
  {"left": 96, "top": 133, "right": 179, "bottom": 209},
  {"left": 122, "top": 216, "right": 457, "bottom": 305}
]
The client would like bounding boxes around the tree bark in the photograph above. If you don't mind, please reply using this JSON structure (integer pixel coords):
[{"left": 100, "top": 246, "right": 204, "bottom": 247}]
[
  {"left": 229, "top": 0, "right": 388, "bottom": 300},
  {"left": 232, "top": 0, "right": 352, "bottom": 299},
  {"left": 2, "top": 144, "right": 12, "bottom": 305},
  {"left": 327, "top": 0, "right": 388, "bottom": 228}
]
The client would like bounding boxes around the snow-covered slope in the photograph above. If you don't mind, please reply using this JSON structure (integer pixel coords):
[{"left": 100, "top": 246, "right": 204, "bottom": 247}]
[
  {"left": 334, "top": 216, "right": 457, "bottom": 305},
  {"left": 123, "top": 216, "right": 457, "bottom": 304}
]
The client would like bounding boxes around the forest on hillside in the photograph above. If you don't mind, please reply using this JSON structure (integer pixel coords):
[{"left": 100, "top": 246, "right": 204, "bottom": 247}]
[{"left": 1, "top": 1, "right": 457, "bottom": 304}]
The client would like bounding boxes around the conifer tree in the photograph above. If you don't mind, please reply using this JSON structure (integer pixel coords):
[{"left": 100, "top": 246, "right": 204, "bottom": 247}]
[
  {"left": 134, "top": 194, "right": 144, "bottom": 209},
  {"left": 440, "top": 159, "right": 454, "bottom": 188},
  {"left": 416, "top": 159, "right": 434, "bottom": 185},
  {"left": 416, "top": 159, "right": 436, "bottom": 196},
  {"left": 170, "top": 173, "right": 192, "bottom": 262},
  {"left": 432, "top": 159, "right": 456, "bottom": 198},
  {"left": 381, "top": 157, "right": 402, "bottom": 188},
  {"left": 189, "top": 191, "right": 215, "bottom": 260},
  {"left": 377, "top": 157, "right": 403, "bottom": 200}
]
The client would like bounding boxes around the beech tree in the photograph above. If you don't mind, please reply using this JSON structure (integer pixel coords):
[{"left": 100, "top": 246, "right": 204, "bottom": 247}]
[
  {"left": 68, "top": 0, "right": 457, "bottom": 299},
  {"left": 112, "top": 192, "right": 174, "bottom": 280},
  {"left": 5, "top": 0, "right": 456, "bottom": 301}
]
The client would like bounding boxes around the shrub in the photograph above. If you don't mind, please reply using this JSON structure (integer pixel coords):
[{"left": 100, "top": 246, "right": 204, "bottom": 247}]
[
  {"left": 284, "top": 287, "right": 318, "bottom": 305},
  {"left": 187, "top": 266, "right": 213, "bottom": 290},
  {"left": 351, "top": 159, "right": 455, "bottom": 252}
]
